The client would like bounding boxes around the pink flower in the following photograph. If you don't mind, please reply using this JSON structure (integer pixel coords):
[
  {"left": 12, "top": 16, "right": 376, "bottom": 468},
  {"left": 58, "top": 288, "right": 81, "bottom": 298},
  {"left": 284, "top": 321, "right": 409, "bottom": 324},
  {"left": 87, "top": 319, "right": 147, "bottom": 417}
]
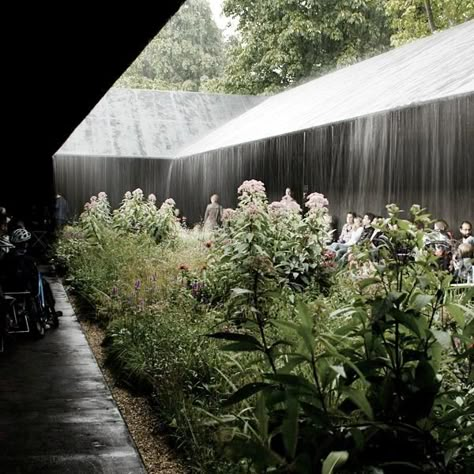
[
  {"left": 148, "top": 193, "right": 157, "bottom": 203},
  {"left": 164, "top": 198, "right": 176, "bottom": 207},
  {"left": 237, "top": 180, "right": 266, "bottom": 195},
  {"left": 305, "top": 192, "right": 329, "bottom": 210},
  {"left": 246, "top": 203, "right": 260, "bottom": 216},
  {"left": 98, "top": 192, "right": 107, "bottom": 199},
  {"left": 132, "top": 188, "right": 144, "bottom": 198},
  {"left": 270, "top": 198, "right": 301, "bottom": 215},
  {"left": 84, "top": 202, "right": 91, "bottom": 210},
  {"left": 222, "top": 208, "right": 236, "bottom": 221},
  {"left": 134, "top": 279, "right": 141, "bottom": 290},
  {"left": 125, "top": 191, "right": 132, "bottom": 199},
  {"left": 90, "top": 195, "right": 98, "bottom": 202},
  {"left": 324, "top": 249, "right": 336, "bottom": 260}
]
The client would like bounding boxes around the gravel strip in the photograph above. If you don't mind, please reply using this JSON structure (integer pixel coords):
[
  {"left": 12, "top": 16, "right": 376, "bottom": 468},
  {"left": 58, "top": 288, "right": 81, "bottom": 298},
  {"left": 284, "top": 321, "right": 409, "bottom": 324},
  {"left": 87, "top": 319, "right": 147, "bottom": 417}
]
[{"left": 80, "top": 319, "right": 188, "bottom": 474}]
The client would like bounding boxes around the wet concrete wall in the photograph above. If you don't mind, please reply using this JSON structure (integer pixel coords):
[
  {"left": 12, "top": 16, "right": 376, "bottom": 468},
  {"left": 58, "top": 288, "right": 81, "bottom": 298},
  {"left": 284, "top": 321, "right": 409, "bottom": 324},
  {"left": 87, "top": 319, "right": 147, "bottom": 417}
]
[{"left": 168, "top": 93, "right": 473, "bottom": 230}]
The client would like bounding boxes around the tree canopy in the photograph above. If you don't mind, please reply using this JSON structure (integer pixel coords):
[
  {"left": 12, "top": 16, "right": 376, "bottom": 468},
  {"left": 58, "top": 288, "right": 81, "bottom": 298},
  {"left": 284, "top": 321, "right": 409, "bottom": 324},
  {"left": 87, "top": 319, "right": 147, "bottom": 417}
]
[
  {"left": 218, "top": 0, "right": 392, "bottom": 94},
  {"left": 115, "top": 0, "right": 225, "bottom": 92},
  {"left": 385, "top": 0, "right": 474, "bottom": 46},
  {"left": 116, "top": 0, "right": 474, "bottom": 95}
]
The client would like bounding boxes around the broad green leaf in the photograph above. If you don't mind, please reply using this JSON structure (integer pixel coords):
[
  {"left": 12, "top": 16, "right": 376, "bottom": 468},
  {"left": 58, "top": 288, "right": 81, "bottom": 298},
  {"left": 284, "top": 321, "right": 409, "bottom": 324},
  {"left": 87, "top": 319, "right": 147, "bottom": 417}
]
[
  {"left": 221, "top": 341, "right": 264, "bottom": 352},
  {"left": 296, "top": 300, "right": 313, "bottom": 328},
  {"left": 255, "top": 391, "right": 269, "bottom": 440},
  {"left": 411, "top": 294, "right": 433, "bottom": 311},
  {"left": 390, "top": 309, "right": 423, "bottom": 337},
  {"left": 207, "top": 332, "right": 263, "bottom": 348},
  {"left": 430, "top": 329, "right": 451, "bottom": 349},
  {"left": 330, "top": 364, "right": 347, "bottom": 379},
  {"left": 265, "top": 373, "right": 316, "bottom": 395},
  {"left": 231, "top": 287, "right": 253, "bottom": 297},
  {"left": 322, "top": 451, "right": 349, "bottom": 474},
  {"left": 445, "top": 303, "right": 465, "bottom": 327},
  {"left": 282, "top": 395, "right": 299, "bottom": 459},
  {"left": 343, "top": 387, "right": 373, "bottom": 420},
  {"left": 222, "top": 382, "right": 271, "bottom": 407}
]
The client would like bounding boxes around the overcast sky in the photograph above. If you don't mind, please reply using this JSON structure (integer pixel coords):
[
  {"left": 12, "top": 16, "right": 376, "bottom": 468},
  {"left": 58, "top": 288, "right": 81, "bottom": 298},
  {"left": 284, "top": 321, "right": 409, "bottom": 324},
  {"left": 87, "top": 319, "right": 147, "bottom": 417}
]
[{"left": 208, "top": 0, "right": 236, "bottom": 37}]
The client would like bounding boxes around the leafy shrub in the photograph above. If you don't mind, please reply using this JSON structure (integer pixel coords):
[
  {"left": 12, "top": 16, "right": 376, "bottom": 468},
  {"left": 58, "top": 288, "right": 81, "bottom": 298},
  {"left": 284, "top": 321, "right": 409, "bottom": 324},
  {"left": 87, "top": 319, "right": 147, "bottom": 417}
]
[
  {"left": 205, "top": 181, "right": 334, "bottom": 307},
  {"left": 207, "top": 204, "right": 474, "bottom": 473}
]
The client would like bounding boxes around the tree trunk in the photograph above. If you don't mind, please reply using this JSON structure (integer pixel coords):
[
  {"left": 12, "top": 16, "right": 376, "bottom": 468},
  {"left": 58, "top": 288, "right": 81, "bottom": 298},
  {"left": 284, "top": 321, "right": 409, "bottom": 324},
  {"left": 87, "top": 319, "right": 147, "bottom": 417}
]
[{"left": 424, "top": 0, "right": 437, "bottom": 33}]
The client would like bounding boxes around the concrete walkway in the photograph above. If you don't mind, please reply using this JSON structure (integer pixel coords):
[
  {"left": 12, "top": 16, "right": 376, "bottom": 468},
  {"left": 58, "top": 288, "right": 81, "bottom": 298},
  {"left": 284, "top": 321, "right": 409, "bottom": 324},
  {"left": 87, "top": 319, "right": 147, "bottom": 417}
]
[{"left": 0, "top": 275, "right": 146, "bottom": 473}]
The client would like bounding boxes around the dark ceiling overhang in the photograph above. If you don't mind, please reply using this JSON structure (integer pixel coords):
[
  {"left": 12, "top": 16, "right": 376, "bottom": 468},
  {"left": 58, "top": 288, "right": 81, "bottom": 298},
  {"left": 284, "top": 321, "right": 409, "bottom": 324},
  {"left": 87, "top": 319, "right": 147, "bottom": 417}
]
[{"left": 3, "top": 2, "right": 184, "bottom": 216}]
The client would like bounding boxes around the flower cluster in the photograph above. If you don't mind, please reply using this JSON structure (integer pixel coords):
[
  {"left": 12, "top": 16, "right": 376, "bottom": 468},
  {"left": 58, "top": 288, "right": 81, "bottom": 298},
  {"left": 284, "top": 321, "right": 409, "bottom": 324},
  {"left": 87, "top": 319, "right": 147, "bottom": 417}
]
[
  {"left": 132, "top": 188, "right": 144, "bottom": 199},
  {"left": 237, "top": 180, "right": 266, "bottom": 195},
  {"left": 148, "top": 193, "right": 157, "bottom": 203},
  {"left": 305, "top": 192, "right": 329, "bottom": 210},
  {"left": 222, "top": 208, "right": 236, "bottom": 222},
  {"left": 245, "top": 203, "right": 261, "bottom": 216},
  {"left": 269, "top": 197, "right": 302, "bottom": 216}
]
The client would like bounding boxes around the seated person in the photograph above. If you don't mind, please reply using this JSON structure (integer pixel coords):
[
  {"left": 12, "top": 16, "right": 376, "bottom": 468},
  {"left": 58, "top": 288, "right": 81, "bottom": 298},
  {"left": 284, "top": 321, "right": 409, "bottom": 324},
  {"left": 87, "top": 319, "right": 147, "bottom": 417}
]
[
  {"left": 1, "top": 228, "right": 40, "bottom": 293},
  {"left": 452, "top": 243, "right": 473, "bottom": 283},
  {"left": 330, "top": 216, "right": 363, "bottom": 261},
  {"left": 1, "top": 228, "right": 58, "bottom": 322},
  {"left": 432, "top": 219, "right": 453, "bottom": 241},
  {"left": 338, "top": 212, "right": 356, "bottom": 243},
  {"left": 358, "top": 213, "right": 376, "bottom": 244},
  {"left": 424, "top": 220, "right": 454, "bottom": 271},
  {"left": 459, "top": 221, "right": 474, "bottom": 246}
]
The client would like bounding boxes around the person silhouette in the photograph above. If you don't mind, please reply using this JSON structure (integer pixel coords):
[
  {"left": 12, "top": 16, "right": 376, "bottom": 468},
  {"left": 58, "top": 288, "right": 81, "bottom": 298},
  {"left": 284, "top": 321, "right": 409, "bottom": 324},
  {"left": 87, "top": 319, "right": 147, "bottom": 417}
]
[{"left": 203, "top": 194, "right": 223, "bottom": 230}]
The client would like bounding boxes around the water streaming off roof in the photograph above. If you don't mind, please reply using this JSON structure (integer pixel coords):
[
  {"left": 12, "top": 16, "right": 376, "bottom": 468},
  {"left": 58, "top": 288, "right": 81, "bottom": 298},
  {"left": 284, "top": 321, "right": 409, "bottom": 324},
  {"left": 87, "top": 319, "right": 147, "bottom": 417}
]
[{"left": 179, "top": 20, "right": 474, "bottom": 157}]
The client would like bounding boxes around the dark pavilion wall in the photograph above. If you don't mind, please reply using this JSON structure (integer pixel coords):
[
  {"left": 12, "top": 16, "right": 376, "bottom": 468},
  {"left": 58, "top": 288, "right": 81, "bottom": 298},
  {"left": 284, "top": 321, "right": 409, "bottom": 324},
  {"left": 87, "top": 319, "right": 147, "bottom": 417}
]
[
  {"left": 168, "top": 93, "right": 473, "bottom": 230},
  {"left": 53, "top": 155, "right": 172, "bottom": 218}
]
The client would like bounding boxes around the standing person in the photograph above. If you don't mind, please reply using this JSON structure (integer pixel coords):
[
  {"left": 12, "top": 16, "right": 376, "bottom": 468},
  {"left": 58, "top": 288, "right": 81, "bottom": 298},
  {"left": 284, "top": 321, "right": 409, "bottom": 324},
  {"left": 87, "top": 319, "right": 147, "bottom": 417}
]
[
  {"left": 203, "top": 194, "right": 223, "bottom": 231},
  {"left": 54, "top": 194, "right": 69, "bottom": 228},
  {"left": 283, "top": 187, "right": 295, "bottom": 202}
]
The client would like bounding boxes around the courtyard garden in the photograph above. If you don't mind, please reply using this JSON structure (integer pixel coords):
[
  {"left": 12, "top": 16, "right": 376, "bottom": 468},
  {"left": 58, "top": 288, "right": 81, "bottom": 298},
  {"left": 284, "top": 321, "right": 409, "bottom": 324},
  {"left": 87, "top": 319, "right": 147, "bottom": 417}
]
[{"left": 54, "top": 183, "right": 473, "bottom": 474}]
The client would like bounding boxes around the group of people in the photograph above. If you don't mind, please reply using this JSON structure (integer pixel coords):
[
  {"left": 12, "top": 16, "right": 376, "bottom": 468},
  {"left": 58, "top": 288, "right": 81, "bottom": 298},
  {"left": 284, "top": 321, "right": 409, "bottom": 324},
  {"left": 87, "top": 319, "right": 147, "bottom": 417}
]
[
  {"left": 331, "top": 210, "right": 473, "bottom": 283},
  {"left": 201, "top": 190, "right": 473, "bottom": 284},
  {"left": 0, "top": 206, "right": 60, "bottom": 330}
]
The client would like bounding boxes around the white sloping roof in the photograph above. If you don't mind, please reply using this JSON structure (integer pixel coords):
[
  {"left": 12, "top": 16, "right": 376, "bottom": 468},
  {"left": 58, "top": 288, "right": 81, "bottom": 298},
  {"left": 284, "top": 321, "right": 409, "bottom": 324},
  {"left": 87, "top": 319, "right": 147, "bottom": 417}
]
[
  {"left": 179, "top": 20, "right": 474, "bottom": 157},
  {"left": 56, "top": 88, "right": 266, "bottom": 158}
]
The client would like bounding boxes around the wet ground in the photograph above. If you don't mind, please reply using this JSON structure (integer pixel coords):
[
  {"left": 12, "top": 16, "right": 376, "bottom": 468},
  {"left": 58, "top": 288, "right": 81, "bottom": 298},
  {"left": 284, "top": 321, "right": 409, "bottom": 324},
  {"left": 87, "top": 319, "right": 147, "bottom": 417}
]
[{"left": 0, "top": 274, "right": 146, "bottom": 473}]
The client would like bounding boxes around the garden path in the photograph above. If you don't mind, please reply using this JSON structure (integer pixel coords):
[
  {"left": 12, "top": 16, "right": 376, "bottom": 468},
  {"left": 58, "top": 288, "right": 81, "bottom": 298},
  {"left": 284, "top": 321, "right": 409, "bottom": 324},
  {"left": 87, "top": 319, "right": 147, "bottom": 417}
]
[{"left": 0, "top": 271, "right": 146, "bottom": 473}]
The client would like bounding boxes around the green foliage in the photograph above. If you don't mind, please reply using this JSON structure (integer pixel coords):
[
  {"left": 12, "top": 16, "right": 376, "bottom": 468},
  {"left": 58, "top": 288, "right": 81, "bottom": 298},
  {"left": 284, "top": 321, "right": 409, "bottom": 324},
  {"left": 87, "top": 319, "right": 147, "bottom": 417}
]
[
  {"left": 205, "top": 181, "right": 334, "bottom": 307},
  {"left": 219, "top": 0, "right": 392, "bottom": 94},
  {"left": 78, "top": 191, "right": 112, "bottom": 242},
  {"left": 208, "top": 203, "right": 474, "bottom": 473},
  {"left": 113, "top": 190, "right": 179, "bottom": 244},
  {"left": 104, "top": 306, "right": 230, "bottom": 471},
  {"left": 218, "top": 0, "right": 473, "bottom": 94},
  {"left": 385, "top": 0, "right": 474, "bottom": 46},
  {"left": 55, "top": 184, "right": 474, "bottom": 473},
  {"left": 115, "top": 0, "right": 225, "bottom": 92}
]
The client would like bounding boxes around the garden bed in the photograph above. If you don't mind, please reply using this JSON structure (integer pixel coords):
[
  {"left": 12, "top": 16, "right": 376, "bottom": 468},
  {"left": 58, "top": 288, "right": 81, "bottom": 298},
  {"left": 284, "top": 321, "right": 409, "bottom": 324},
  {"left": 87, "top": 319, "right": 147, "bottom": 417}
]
[
  {"left": 54, "top": 187, "right": 474, "bottom": 474},
  {"left": 77, "top": 313, "right": 187, "bottom": 474}
]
